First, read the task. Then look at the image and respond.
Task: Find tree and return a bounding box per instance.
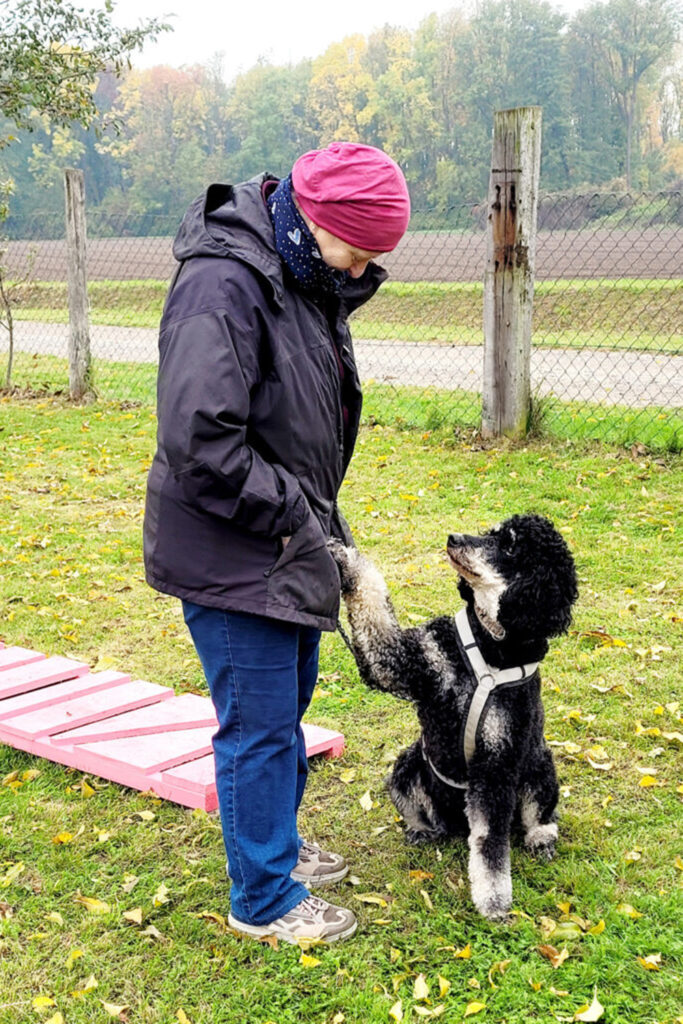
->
[0,0,169,144]
[569,0,682,187]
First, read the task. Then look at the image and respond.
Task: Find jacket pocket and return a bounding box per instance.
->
[265,510,340,623]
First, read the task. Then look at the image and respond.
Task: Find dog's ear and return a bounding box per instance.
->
[499,519,578,640]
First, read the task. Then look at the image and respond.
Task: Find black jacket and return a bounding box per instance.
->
[143,174,386,630]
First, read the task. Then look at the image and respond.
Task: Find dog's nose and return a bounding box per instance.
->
[448,533,464,546]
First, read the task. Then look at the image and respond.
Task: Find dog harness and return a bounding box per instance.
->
[421,608,539,790]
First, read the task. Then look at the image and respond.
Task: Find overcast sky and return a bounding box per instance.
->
[112,0,592,82]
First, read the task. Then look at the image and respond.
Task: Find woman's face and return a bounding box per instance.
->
[308,224,385,279]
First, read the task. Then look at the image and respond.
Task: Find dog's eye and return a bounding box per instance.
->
[501,530,516,553]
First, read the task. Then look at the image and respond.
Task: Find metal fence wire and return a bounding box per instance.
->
[2,191,682,448]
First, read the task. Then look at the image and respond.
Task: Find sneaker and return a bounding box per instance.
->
[228,894,357,944]
[291,840,349,886]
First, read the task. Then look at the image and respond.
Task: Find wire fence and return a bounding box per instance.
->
[2,191,682,449]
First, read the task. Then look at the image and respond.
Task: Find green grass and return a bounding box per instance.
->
[0,396,682,1024]
[4,351,682,452]
[8,277,683,352]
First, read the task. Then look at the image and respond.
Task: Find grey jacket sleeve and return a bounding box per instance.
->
[156,306,309,538]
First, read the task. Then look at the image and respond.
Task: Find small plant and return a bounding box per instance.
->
[0,237,37,389]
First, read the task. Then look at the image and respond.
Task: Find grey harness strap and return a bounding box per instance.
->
[421,610,538,790]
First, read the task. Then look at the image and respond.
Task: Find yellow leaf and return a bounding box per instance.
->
[46,912,64,926]
[537,945,570,969]
[299,952,321,968]
[438,975,451,998]
[1,862,24,887]
[574,989,604,1021]
[132,810,155,821]
[52,832,74,845]
[464,1001,486,1017]
[549,987,569,997]
[32,995,56,1010]
[662,731,683,745]
[420,889,434,911]
[22,769,41,782]
[616,903,643,919]
[70,974,98,999]
[468,977,481,989]
[454,943,472,959]
[389,998,403,1022]
[413,974,429,1000]
[639,775,658,788]
[152,883,170,906]
[588,919,606,935]
[409,870,434,884]
[585,758,613,771]
[101,1002,130,1017]
[123,907,143,925]
[556,901,572,915]
[414,1008,445,1018]
[338,769,356,783]
[390,947,401,963]
[65,948,84,970]
[359,790,373,811]
[675,856,683,871]
[529,980,542,992]
[45,1015,64,1024]
[487,960,511,989]
[623,849,642,862]
[177,1011,193,1024]
[74,895,110,914]
[354,893,388,907]
[637,953,661,971]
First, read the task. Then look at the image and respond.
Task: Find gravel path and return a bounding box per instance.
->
[8,321,682,409]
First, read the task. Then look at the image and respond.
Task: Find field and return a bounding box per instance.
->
[0,395,682,1024]
[7,278,683,353]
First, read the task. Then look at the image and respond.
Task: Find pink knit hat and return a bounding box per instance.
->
[292,142,411,252]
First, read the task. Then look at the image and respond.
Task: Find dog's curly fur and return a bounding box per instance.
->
[330,513,578,921]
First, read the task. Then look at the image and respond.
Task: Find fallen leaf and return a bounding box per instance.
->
[152,883,170,907]
[299,952,321,968]
[46,912,63,926]
[45,1015,64,1024]
[585,757,614,771]
[639,775,659,788]
[74,895,110,914]
[637,953,661,971]
[177,1011,193,1024]
[529,979,542,992]
[574,989,604,1021]
[454,944,472,959]
[438,975,451,998]
[65,949,84,970]
[468,977,481,990]
[70,974,98,999]
[389,999,403,1022]
[101,1001,130,1017]
[616,903,643,919]
[662,731,683,745]
[414,1008,445,1018]
[131,810,155,822]
[463,1001,486,1017]
[359,791,373,812]
[549,987,570,997]
[338,769,356,783]
[588,920,605,935]
[487,959,511,988]
[537,944,570,969]
[413,974,429,1000]
[420,889,434,911]
[409,870,434,884]
[623,849,642,863]
[123,908,143,925]
[354,893,388,907]
[141,924,163,940]
[32,995,56,1010]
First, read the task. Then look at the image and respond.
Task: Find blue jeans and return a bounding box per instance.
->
[182,601,321,925]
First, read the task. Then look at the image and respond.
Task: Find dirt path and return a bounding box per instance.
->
[8,321,682,409]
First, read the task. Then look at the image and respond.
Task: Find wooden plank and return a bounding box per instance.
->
[0,656,89,700]
[0,670,130,722]
[51,692,216,745]
[0,647,46,671]
[68,725,216,775]
[0,679,173,740]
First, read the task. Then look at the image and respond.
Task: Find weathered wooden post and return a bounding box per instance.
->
[481,107,542,438]
[64,168,93,400]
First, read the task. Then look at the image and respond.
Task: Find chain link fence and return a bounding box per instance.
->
[2,191,682,449]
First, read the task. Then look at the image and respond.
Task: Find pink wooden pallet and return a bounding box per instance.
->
[0,641,345,811]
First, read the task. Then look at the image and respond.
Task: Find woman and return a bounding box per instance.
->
[143,141,410,943]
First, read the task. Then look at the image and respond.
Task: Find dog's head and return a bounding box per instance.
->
[447,513,578,643]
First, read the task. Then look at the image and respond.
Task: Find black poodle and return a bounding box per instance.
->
[330,514,578,921]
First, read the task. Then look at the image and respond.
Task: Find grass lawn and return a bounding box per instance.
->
[0,396,682,1024]
[9,278,683,353]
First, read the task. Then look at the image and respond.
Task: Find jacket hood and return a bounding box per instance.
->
[172,174,387,311]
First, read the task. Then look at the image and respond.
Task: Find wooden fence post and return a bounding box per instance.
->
[64,168,93,400]
[481,107,542,438]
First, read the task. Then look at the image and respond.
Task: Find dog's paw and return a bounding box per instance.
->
[470,869,512,922]
[524,823,558,862]
[327,539,362,594]
[473,892,512,922]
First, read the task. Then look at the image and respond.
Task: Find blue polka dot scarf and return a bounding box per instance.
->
[267,175,347,296]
